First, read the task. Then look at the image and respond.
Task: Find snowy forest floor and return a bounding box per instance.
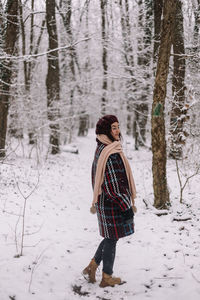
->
[1,130,200,300]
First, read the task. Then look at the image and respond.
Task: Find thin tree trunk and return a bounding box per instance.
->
[63,0,79,143]
[0,0,19,157]
[169,0,186,159]
[78,0,90,137]
[100,0,108,115]
[19,1,28,87]
[135,0,153,149]
[8,39,23,139]
[153,0,163,63]
[193,0,200,46]
[19,0,36,144]
[46,0,60,154]
[119,0,135,135]
[58,0,82,143]
[151,0,176,209]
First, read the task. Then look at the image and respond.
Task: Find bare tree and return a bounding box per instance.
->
[151,0,176,209]
[153,0,163,63]
[0,0,19,157]
[100,0,108,115]
[135,0,153,149]
[78,0,90,137]
[19,0,46,144]
[193,0,200,46]
[46,0,60,154]
[169,0,187,159]
[58,0,83,143]
[119,0,135,135]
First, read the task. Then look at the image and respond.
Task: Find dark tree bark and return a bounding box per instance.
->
[19,0,34,143]
[0,0,19,157]
[58,0,80,76]
[58,0,83,142]
[119,0,135,135]
[153,0,163,63]
[100,0,108,115]
[78,0,90,137]
[46,0,60,154]
[135,0,153,150]
[193,0,200,46]
[151,0,176,209]
[18,0,45,144]
[61,0,76,143]
[169,0,186,159]
[8,40,23,139]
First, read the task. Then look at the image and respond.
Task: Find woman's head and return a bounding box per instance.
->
[95,115,120,141]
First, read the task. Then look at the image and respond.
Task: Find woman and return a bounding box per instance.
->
[83,115,137,288]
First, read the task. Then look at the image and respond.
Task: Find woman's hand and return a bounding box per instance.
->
[90,205,97,214]
[132,205,137,213]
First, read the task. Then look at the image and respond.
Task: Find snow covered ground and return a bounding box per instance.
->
[0,130,200,300]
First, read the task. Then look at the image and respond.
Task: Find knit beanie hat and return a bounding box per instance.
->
[95,115,119,135]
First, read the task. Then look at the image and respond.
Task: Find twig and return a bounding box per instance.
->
[14,211,21,254]
[0,37,91,61]
[24,222,44,236]
[154,211,168,216]
[143,199,149,208]
[24,241,41,248]
[176,160,200,203]
[192,273,200,284]
[154,276,183,280]
[172,217,191,222]
[14,170,40,256]
[28,245,52,293]
[2,210,22,217]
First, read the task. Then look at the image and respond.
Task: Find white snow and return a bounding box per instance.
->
[1,130,200,300]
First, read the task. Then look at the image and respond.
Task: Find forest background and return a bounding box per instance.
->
[1,1,200,299]
[0,1,200,224]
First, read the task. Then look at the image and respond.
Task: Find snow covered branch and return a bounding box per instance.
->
[0,37,91,61]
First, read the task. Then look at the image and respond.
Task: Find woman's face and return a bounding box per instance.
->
[111,122,120,141]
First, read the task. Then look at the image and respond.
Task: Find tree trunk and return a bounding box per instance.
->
[8,39,23,139]
[100,0,108,115]
[153,0,163,63]
[151,0,176,209]
[19,0,36,144]
[169,0,186,159]
[193,0,200,46]
[58,0,82,143]
[119,0,135,135]
[78,0,90,137]
[0,0,19,157]
[135,0,153,148]
[46,0,60,154]
[78,114,89,136]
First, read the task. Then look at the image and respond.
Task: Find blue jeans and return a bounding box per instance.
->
[94,238,118,275]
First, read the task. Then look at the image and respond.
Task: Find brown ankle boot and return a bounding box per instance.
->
[82,258,98,283]
[99,272,121,288]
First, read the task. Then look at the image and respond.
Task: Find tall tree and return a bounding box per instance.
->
[46,0,60,154]
[0,0,19,157]
[151,0,176,209]
[193,0,200,46]
[19,0,35,144]
[100,0,108,115]
[78,0,90,137]
[119,0,135,135]
[153,0,163,63]
[58,0,83,143]
[169,0,186,159]
[135,0,153,149]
